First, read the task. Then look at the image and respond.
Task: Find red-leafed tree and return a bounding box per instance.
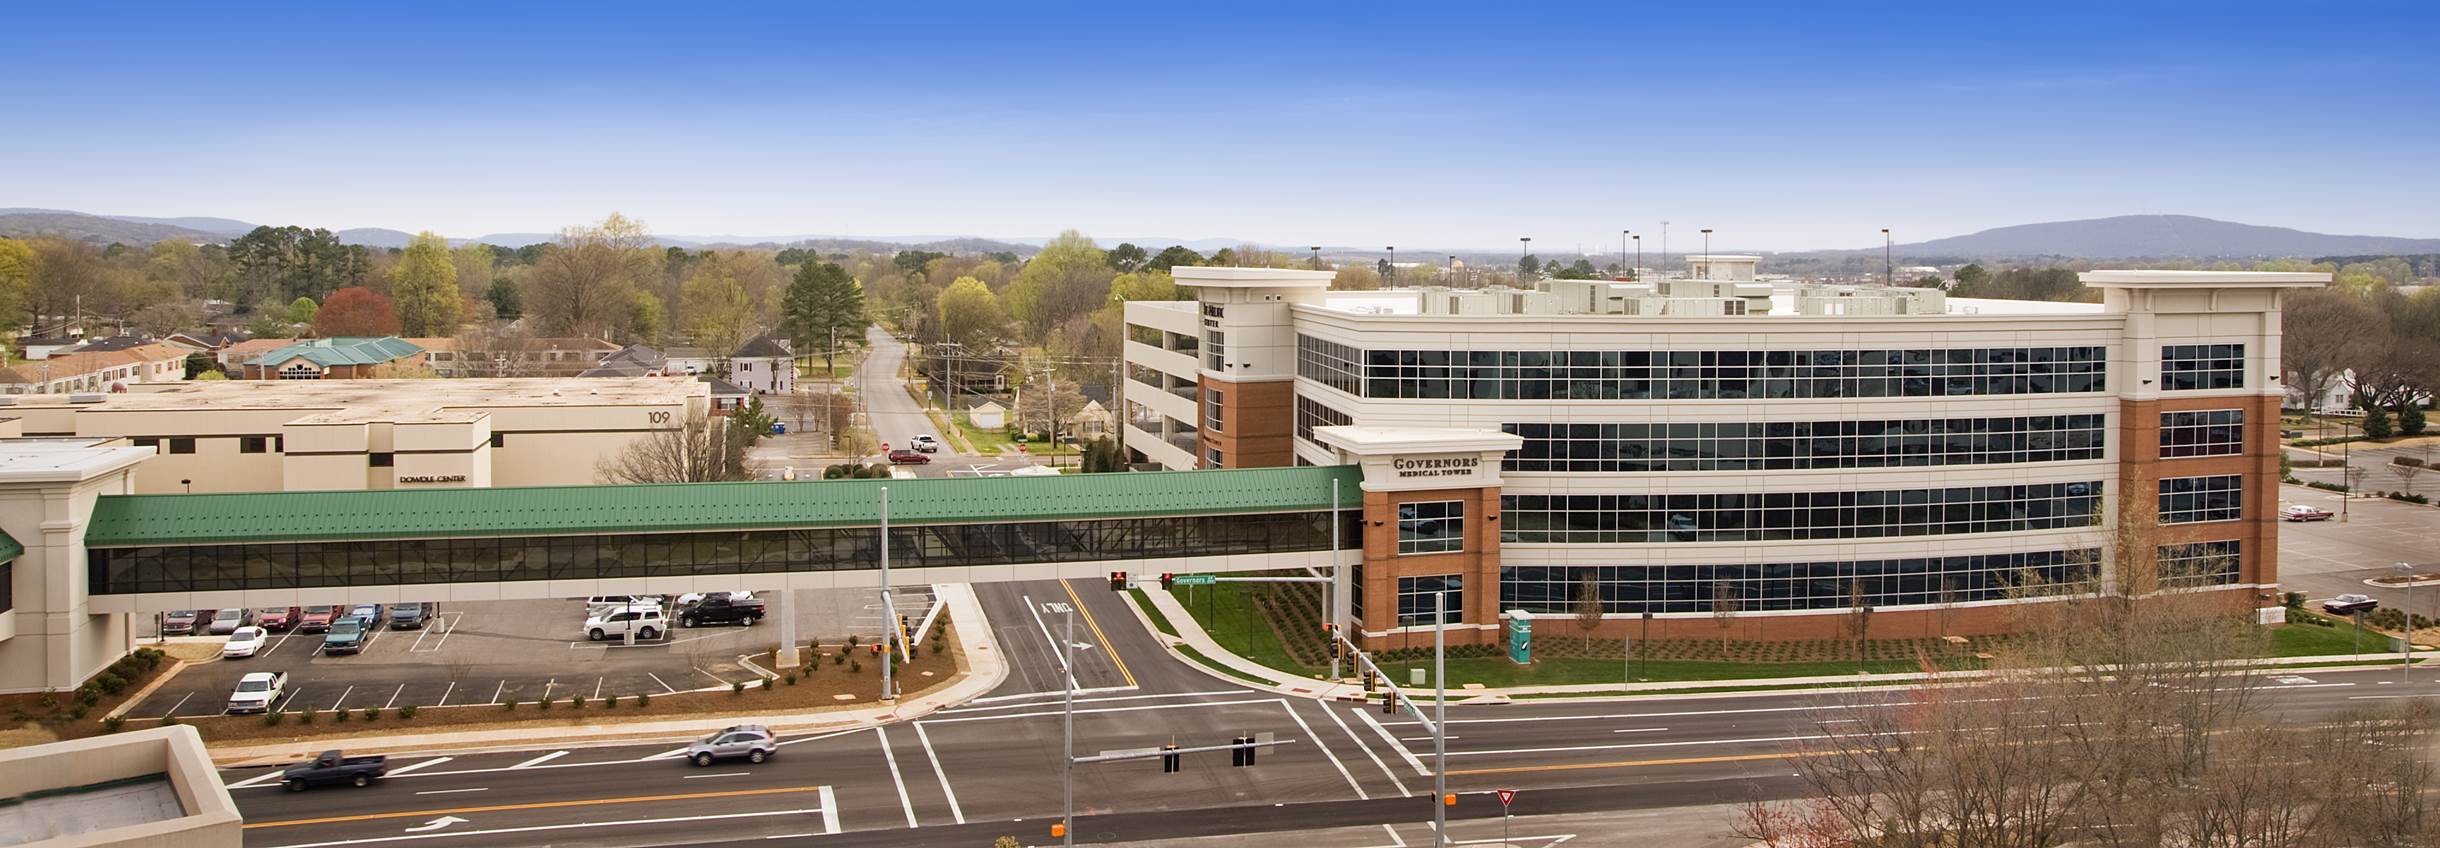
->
[315,286,399,337]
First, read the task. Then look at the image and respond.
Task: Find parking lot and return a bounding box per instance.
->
[132,586,935,719]
[2276,483,2440,613]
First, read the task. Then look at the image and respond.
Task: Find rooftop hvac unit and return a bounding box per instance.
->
[68,393,106,404]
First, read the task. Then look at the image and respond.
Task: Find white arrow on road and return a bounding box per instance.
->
[404,816,469,833]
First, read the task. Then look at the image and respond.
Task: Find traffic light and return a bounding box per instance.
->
[1161,743,1180,774]
[1109,571,1127,592]
[1382,692,1396,715]
[1363,668,1376,692]
[1051,822,1067,839]
[1159,572,1174,590]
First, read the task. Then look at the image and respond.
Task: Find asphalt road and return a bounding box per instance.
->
[217,575,2440,848]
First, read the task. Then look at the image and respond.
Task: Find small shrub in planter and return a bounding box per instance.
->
[569,696,586,710]
[833,653,846,666]
[731,680,746,696]
[96,673,127,695]
[297,709,315,725]
[636,692,651,708]
[784,674,798,686]
[161,713,180,726]
[503,699,519,712]
[398,704,418,719]
[603,695,619,709]
[362,707,380,722]
[850,660,862,673]
[909,646,921,660]
[102,715,125,733]
[264,711,285,727]
[847,635,861,650]
[66,705,88,721]
[537,698,552,711]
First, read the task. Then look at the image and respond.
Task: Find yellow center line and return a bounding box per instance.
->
[1059,578,1138,689]
[1447,750,1824,777]
[242,784,826,829]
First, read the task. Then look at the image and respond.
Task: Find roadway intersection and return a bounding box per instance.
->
[218,578,2440,847]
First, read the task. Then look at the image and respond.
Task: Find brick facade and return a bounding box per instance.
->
[1199,377,1294,469]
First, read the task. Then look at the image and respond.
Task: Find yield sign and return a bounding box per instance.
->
[1496,788,1518,808]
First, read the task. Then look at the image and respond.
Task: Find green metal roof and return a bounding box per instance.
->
[254,336,423,368]
[0,528,19,562]
[84,466,1362,547]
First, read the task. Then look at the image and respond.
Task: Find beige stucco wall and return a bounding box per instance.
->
[0,462,138,695]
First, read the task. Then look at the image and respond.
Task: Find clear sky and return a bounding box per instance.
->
[6,1,2435,252]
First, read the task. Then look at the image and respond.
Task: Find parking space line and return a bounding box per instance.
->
[875,726,918,828]
[683,772,752,779]
[163,692,193,717]
[543,678,556,700]
[648,672,679,695]
[274,688,304,713]
[384,684,405,709]
[1277,699,1366,800]
[415,787,488,796]
[384,757,453,777]
[328,685,353,711]
[913,721,965,824]
[489,681,505,705]
[509,751,568,769]
[436,681,455,707]
[265,631,292,656]
[593,678,604,700]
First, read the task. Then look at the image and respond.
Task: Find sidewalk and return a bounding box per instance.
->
[1129,586,2438,705]
[209,583,1008,766]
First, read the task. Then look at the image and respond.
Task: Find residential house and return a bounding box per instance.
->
[0,342,192,395]
[165,330,251,360]
[17,335,83,361]
[700,375,749,412]
[1069,385,1115,440]
[418,337,621,377]
[239,337,427,380]
[216,337,296,372]
[661,346,716,376]
[967,400,1007,430]
[577,344,668,378]
[729,334,795,394]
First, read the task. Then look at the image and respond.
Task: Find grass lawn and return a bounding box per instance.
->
[950,417,1079,457]
[2268,618,2401,658]
[796,361,855,380]
[1174,582,1312,677]
[1173,644,1276,685]
[1127,588,1179,638]
[1363,653,1974,689]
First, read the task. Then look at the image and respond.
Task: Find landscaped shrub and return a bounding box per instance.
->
[569,695,586,710]
[297,709,315,725]
[2389,492,2431,505]
[361,707,380,722]
[784,674,797,686]
[731,680,746,696]
[850,660,862,673]
[603,695,619,709]
[264,711,285,727]
[833,652,846,666]
[537,697,551,711]
[398,704,418,719]
[636,692,650,707]
[2404,405,2428,436]
[162,713,180,726]
[94,673,127,695]
[102,715,125,733]
[502,699,518,712]
[2285,591,2308,610]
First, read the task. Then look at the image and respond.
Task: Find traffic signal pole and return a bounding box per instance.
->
[1063,607,1075,847]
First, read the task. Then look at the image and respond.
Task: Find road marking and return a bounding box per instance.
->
[1402,736,1460,742]
[1608,727,1671,734]
[273,688,304,713]
[819,784,841,834]
[329,685,354,711]
[434,681,455,708]
[384,757,453,777]
[223,769,289,789]
[1277,699,1366,800]
[775,727,868,748]
[643,745,692,761]
[683,771,752,779]
[958,685,1147,706]
[542,678,556,700]
[428,614,461,652]
[1447,731,1845,758]
[1447,750,1808,777]
[251,805,835,846]
[1320,697,1411,796]
[508,750,568,769]
[413,788,487,796]
[1059,578,1137,689]
[1381,823,1407,846]
[401,815,467,833]
[1020,593,1067,684]
[593,677,604,700]
[164,692,193,717]
[876,726,919,828]
[245,784,833,830]
[1354,704,1431,776]
[914,721,966,824]
[647,672,679,695]
[384,684,405,709]
[921,697,1278,725]
[488,681,504,705]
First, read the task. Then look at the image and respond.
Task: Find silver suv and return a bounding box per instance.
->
[685,724,777,766]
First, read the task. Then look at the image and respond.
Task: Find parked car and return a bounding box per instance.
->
[297,606,339,634]
[677,590,753,607]
[586,595,663,611]
[2325,594,2381,615]
[680,594,767,628]
[322,618,369,655]
[910,434,940,453]
[205,608,250,636]
[255,606,302,632]
[347,603,383,630]
[685,724,777,766]
[584,606,666,641]
[281,750,386,791]
[886,448,929,464]
[161,609,214,636]
[2281,429,2305,439]
[387,602,435,630]
[226,670,286,714]
[222,626,269,659]
[2281,504,2335,522]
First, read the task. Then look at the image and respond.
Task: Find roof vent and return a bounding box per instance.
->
[67,393,106,404]
[0,397,16,406]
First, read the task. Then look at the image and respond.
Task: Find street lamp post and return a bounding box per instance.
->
[1386,246,1396,284]
[1699,228,1713,273]
[880,486,895,702]
[1619,230,1630,277]
[1519,237,1532,278]
[1310,246,1322,270]
[2400,561,2417,683]
[1632,235,1641,279]
[1882,228,1893,286]
[1433,590,1448,848]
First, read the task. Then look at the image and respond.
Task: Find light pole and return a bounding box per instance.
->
[1619,230,1629,277]
[1433,589,1448,848]
[1329,478,1343,682]
[1699,228,1713,274]
[2342,418,2364,522]
[880,486,895,702]
[1386,246,1396,285]
[1632,234,1641,279]
[1061,606,1075,845]
[1881,228,1893,286]
[1310,246,1322,270]
[2399,561,2416,683]
[1519,237,1532,279]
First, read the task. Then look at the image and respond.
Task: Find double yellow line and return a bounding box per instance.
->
[1059,578,1138,689]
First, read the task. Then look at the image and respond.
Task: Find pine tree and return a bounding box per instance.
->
[782,262,868,372]
[2365,407,2395,439]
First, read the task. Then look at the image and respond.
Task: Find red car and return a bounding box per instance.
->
[886,449,929,465]
[256,606,303,632]
[297,606,341,634]
[2280,504,2334,522]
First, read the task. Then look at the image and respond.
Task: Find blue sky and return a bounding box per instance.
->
[6,1,2436,251]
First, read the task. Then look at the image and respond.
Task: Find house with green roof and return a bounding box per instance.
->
[238,336,426,380]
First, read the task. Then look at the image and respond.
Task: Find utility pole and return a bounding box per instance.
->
[1433,590,1448,848]
[1328,478,1342,681]
[1882,228,1893,286]
[2402,561,2417,683]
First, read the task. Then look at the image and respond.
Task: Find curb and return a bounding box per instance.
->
[103,657,196,722]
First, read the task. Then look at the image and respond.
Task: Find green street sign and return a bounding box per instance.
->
[1172,574,1216,586]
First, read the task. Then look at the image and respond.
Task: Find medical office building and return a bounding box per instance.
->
[1123,263,2322,645]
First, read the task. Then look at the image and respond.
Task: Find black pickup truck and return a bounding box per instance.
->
[679,594,766,627]
[282,750,387,791]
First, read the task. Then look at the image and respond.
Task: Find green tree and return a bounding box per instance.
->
[1953,263,1988,290]
[2401,405,2428,437]
[731,396,777,438]
[487,278,523,320]
[627,289,665,345]
[780,261,868,372]
[2366,406,2395,439]
[288,296,320,327]
[935,276,1010,350]
[1105,270,1179,304]
[0,238,33,335]
[680,269,754,362]
[1106,243,1148,273]
[1517,254,1541,278]
[530,213,661,340]
[389,232,462,336]
[1081,436,1123,473]
[1147,245,1203,272]
[1331,265,1381,291]
[1004,230,1110,339]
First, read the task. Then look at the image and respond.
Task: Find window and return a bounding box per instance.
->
[277,362,322,380]
[1299,336,2107,401]
[1206,389,1224,433]
[131,437,158,449]
[1397,575,1463,626]
[167,438,195,455]
[2161,344,2244,391]
[370,453,394,468]
[2160,475,2242,523]
[2159,409,2243,457]
[1206,331,1227,371]
[2157,540,2241,588]
[1206,448,1224,469]
[1398,500,1464,554]
[1295,396,1352,444]
[1501,414,2107,472]
[1501,482,2103,543]
[1500,549,2102,614]
[491,432,507,448]
[239,437,268,454]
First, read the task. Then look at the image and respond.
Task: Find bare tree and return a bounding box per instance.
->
[1711,578,1741,654]
[1571,573,1603,653]
[2392,459,2423,498]
[2281,288,2385,410]
[1843,579,1873,670]
[596,409,756,483]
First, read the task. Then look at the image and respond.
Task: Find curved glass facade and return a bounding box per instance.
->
[1500,549,2101,614]
[87,511,1359,595]
[1299,336,2107,400]
[1501,482,2102,544]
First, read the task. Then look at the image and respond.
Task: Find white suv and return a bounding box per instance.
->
[585,607,667,641]
[910,434,940,453]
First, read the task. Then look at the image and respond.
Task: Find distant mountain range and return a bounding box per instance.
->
[3,207,2435,261]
